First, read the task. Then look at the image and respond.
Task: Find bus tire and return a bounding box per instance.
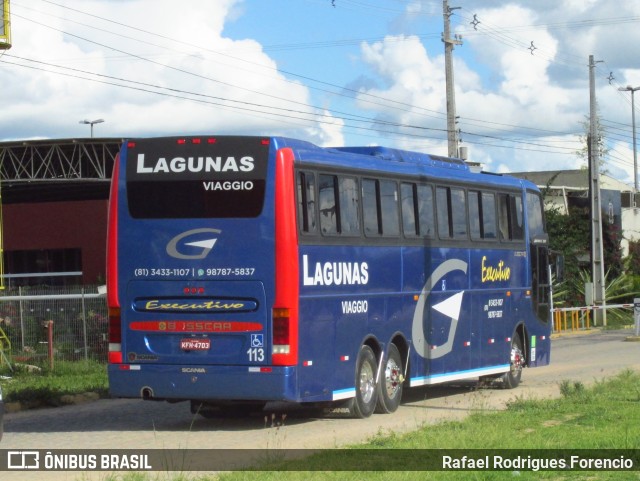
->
[375,343,403,414]
[352,345,378,418]
[502,333,524,389]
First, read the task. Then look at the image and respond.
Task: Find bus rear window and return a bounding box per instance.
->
[125,137,269,219]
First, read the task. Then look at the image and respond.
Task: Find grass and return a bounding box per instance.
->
[208,369,640,481]
[0,359,108,406]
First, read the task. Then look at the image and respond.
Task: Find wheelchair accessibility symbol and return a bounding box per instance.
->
[251,334,264,348]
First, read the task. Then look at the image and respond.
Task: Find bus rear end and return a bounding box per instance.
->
[107,136,299,406]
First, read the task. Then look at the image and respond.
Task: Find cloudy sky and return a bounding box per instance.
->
[1,0,640,182]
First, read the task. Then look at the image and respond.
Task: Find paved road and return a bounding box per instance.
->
[2,329,639,480]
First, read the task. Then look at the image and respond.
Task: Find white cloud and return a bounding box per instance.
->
[0,0,326,143]
[2,0,640,182]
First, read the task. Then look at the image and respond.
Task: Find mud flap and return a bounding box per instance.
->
[321,398,358,418]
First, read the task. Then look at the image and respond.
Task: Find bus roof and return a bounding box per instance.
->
[271,136,535,192]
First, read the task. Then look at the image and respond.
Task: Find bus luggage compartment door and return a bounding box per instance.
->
[123,280,268,366]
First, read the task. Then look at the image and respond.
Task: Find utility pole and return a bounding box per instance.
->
[589,54,607,326]
[443,0,462,158]
[618,85,640,192]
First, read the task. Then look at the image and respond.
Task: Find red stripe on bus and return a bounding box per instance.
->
[106,154,120,309]
[272,147,299,366]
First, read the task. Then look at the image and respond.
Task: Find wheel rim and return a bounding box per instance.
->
[510,343,524,377]
[359,360,375,404]
[384,358,402,400]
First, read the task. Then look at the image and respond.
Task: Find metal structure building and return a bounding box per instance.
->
[0,138,121,286]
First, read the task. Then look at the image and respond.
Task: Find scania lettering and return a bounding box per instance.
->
[108,136,553,419]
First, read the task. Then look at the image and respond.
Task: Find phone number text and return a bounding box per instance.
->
[204,268,255,276]
[134,268,193,277]
[133,268,256,277]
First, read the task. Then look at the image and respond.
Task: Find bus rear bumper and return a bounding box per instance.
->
[108,363,298,402]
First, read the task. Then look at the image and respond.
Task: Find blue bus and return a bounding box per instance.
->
[107,136,551,418]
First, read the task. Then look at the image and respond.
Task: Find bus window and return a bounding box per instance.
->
[338,176,360,236]
[512,196,524,240]
[126,137,268,219]
[417,184,435,238]
[380,180,400,236]
[482,192,497,239]
[526,191,546,238]
[498,194,509,240]
[362,178,379,236]
[297,171,317,234]
[451,188,467,239]
[436,186,451,238]
[401,182,418,237]
[469,191,481,240]
[498,193,524,241]
[319,174,338,235]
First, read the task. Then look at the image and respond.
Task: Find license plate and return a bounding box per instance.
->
[180,338,211,351]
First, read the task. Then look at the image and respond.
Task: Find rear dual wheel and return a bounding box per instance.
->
[375,344,403,414]
[351,343,404,418]
[502,333,524,389]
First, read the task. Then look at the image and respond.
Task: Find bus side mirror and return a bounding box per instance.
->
[553,254,564,282]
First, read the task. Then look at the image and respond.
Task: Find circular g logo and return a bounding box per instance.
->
[166,228,221,259]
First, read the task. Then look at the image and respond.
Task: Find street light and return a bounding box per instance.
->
[79,118,104,138]
[618,86,640,192]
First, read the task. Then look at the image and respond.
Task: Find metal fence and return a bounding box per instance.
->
[0,285,107,364]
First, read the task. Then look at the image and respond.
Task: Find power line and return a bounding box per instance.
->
[6,0,622,162]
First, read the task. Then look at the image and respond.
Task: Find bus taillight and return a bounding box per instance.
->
[272,308,290,354]
[108,306,122,364]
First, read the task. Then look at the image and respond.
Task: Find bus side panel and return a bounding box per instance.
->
[296,296,337,401]
[297,245,402,402]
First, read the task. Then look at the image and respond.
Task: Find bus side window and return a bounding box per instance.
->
[511,195,524,240]
[380,180,400,236]
[498,193,524,241]
[526,191,546,237]
[417,184,435,238]
[469,190,481,240]
[436,186,452,239]
[451,188,468,239]
[498,194,510,240]
[401,182,418,237]
[297,172,317,234]
[338,176,360,236]
[482,192,497,239]
[319,174,338,235]
[362,178,379,236]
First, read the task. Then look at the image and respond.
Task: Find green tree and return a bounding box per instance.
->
[546,205,590,306]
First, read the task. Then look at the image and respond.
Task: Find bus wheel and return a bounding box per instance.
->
[375,344,403,414]
[352,345,378,418]
[502,333,524,389]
